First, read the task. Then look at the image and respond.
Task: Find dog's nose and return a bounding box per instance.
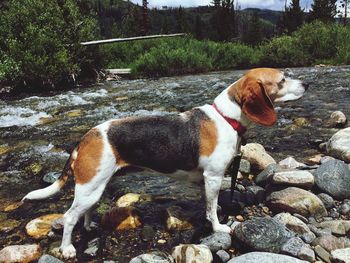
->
[302,82,310,90]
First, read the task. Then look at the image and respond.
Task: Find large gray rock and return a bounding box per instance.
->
[266,187,327,218]
[272,170,314,189]
[255,163,281,185]
[227,252,308,263]
[281,237,305,257]
[326,128,350,163]
[314,159,350,199]
[330,248,350,263]
[318,220,350,236]
[172,244,212,263]
[38,254,64,263]
[200,232,232,252]
[274,213,315,243]
[312,235,346,252]
[234,217,292,253]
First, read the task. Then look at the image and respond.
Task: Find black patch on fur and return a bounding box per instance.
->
[107,109,208,173]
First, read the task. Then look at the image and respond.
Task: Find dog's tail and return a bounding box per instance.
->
[21,148,76,202]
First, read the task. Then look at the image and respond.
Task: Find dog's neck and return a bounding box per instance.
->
[213,82,252,128]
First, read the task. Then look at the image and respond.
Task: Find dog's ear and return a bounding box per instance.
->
[241,78,277,126]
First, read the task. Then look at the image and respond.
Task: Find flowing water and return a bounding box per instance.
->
[0,66,349,261]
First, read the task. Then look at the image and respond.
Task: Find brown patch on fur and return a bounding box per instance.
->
[199,119,218,157]
[73,128,104,184]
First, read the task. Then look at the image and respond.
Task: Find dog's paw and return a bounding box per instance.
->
[60,244,76,259]
[213,223,232,233]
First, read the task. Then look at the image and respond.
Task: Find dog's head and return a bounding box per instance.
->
[232,68,308,126]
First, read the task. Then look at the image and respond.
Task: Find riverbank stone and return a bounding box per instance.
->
[330,248,350,263]
[312,235,345,252]
[0,244,42,263]
[101,206,141,230]
[274,212,315,243]
[130,251,174,263]
[317,220,350,236]
[279,157,306,169]
[172,244,212,263]
[266,187,327,218]
[38,254,63,263]
[234,217,292,253]
[318,193,335,209]
[314,159,350,199]
[227,252,308,263]
[329,111,347,128]
[165,205,193,231]
[326,128,350,163]
[271,170,314,189]
[200,232,232,252]
[241,143,276,171]
[26,214,63,239]
[255,163,281,185]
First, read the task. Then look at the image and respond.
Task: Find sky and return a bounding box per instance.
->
[129,0,313,11]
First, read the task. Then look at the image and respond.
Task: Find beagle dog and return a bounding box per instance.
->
[22,68,308,259]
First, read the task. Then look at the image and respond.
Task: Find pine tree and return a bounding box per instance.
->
[141,0,148,34]
[194,15,203,39]
[281,0,304,34]
[309,0,337,22]
[210,0,235,41]
[242,12,262,46]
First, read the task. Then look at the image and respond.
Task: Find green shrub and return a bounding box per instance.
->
[259,35,309,67]
[0,0,98,88]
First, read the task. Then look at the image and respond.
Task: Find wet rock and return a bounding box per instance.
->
[172,244,212,263]
[314,159,350,199]
[130,251,174,263]
[141,225,155,242]
[281,236,305,257]
[39,116,56,125]
[84,238,100,257]
[200,232,232,252]
[25,162,43,176]
[267,187,327,218]
[66,109,83,118]
[239,159,251,174]
[318,220,350,236]
[308,224,332,237]
[314,245,331,263]
[38,254,64,263]
[0,244,42,263]
[318,193,335,209]
[293,117,309,127]
[227,252,308,263]
[298,244,315,262]
[246,185,266,204]
[329,111,347,128]
[26,214,63,239]
[312,235,345,252]
[115,193,149,208]
[241,143,276,171]
[101,206,141,231]
[42,172,60,184]
[340,204,350,215]
[326,128,350,163]
[271,170,314,189]
[165,205,193,231]
[279,157,306,169]
[0,219,21,233]
[216,250,230,262]
[306,154,323,165]
[330,248,350,263]
[4,201,22,212]
[255,163,281,185]
[274,213,315,243]
[234,217,292,253]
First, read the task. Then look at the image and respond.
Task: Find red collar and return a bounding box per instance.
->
[212,103,246,136]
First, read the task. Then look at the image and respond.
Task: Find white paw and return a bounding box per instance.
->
[60,244,76,259]
[84,221,98,231]
[213,223,232,234]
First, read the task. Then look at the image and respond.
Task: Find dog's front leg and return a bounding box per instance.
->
[203,170,232,233]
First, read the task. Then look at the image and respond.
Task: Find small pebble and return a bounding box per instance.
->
[157,239,166,244]
[236,215,244,222]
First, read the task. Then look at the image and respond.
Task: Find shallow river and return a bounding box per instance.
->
[0,66,349,261]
